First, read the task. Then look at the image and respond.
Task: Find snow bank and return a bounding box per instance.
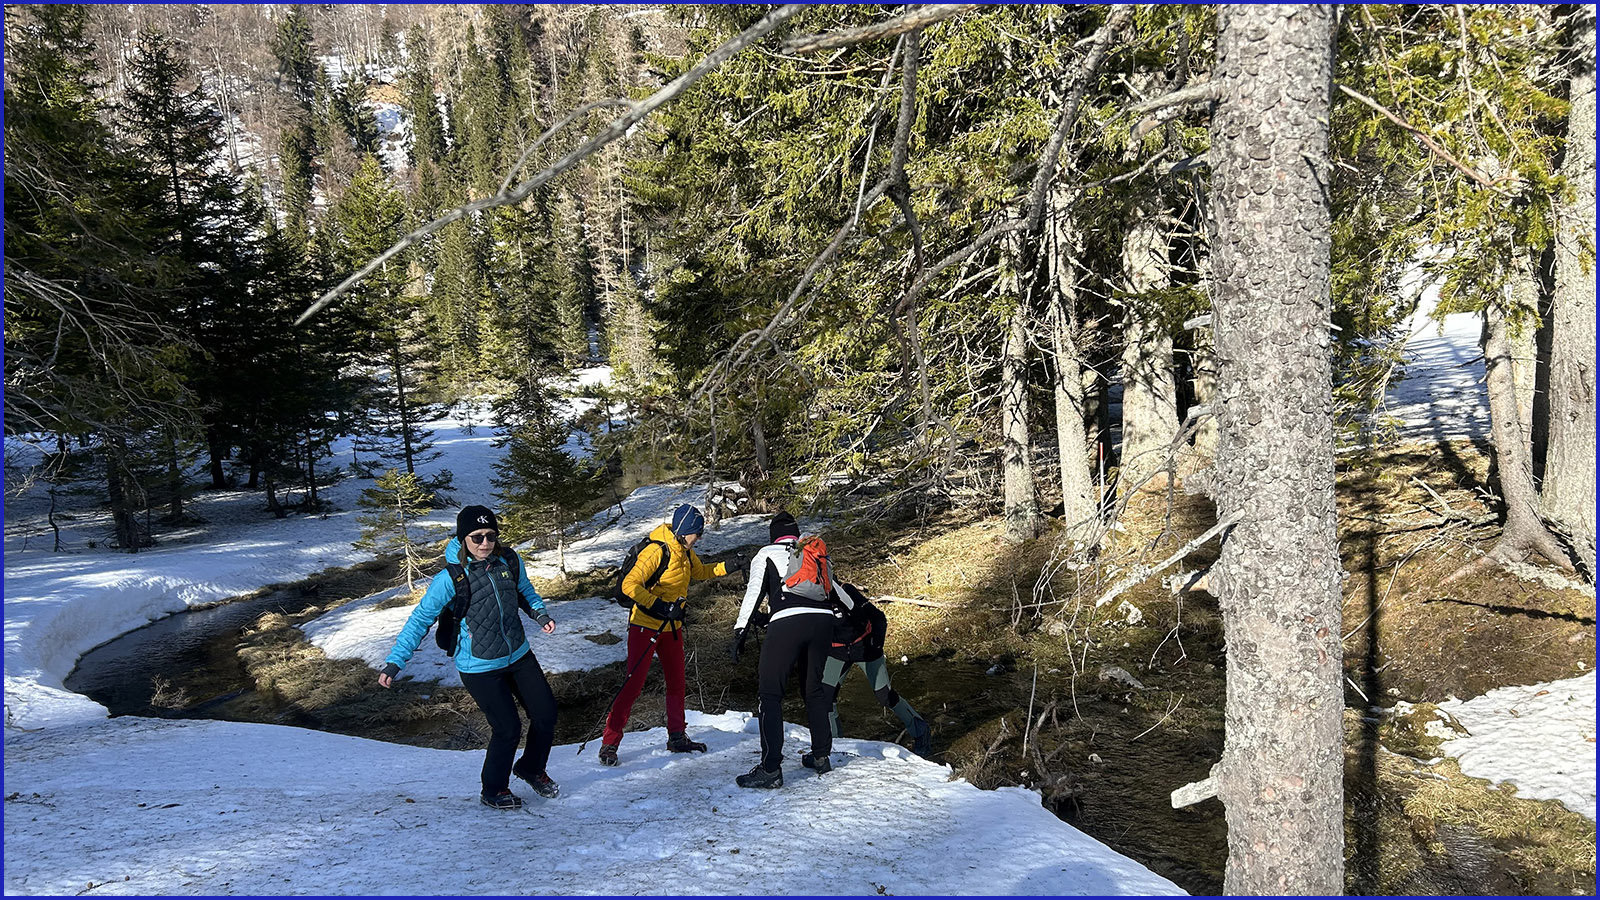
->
[1383,278,1490,443]
[2,712,1185,896]
[2,396,592,730]
[516,482,790,581]
[1435,671,1596,820]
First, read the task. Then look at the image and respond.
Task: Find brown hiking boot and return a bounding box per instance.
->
[666,731,707,753]
[598,743,619,767]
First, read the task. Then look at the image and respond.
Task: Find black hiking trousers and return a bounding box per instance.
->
[756,612,835,772]
[461,651,557,795]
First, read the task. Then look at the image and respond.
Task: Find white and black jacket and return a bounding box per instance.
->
[733,537,853,631]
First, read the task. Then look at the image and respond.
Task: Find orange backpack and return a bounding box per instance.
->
[782,536,832,597]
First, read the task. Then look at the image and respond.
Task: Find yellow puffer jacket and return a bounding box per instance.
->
[623,523,730,632]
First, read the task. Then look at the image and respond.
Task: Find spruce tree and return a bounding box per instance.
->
[4,4,193,550]
[332,155,447,488]
[355,468,448,592]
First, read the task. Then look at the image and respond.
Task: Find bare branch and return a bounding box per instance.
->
[780,4,980,55]
[692,180,893,406]
[1126,78,1219,117]
[1335,83,1504,192]
[892,5,1132,318]
[298,3,807,325]
[887,30,925,270]
[1092,511,1243,609]
[499,97,632,195]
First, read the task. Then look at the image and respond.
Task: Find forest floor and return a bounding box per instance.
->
[219,439,1594,895]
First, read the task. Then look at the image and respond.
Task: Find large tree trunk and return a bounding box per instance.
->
[1118,210,1180,496]
[105,434,143,552]
[1208,6,1344,893]
[1460,302,1575,576]
[164,428,183,520]
[1048,189,1097,535]
[205,423,228,489]
[1543,8,1597,576]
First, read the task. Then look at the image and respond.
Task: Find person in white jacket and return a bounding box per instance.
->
[731,512,851,789]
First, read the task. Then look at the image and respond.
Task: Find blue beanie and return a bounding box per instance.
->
[670,504,705,538]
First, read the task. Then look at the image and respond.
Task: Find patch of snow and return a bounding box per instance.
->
[1382,272,1490,444]
[1438,671,1596,820]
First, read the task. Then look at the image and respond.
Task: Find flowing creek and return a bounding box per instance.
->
[65,585,327,719]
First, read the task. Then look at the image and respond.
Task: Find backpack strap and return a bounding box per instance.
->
[643,540,671,589]
[444,562,469,614]
[498,547,535,616]
[632,540,681,620]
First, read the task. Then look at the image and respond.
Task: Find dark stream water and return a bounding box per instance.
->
[64,586,325,717]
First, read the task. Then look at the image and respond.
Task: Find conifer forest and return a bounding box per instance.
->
[4,4,1596,894]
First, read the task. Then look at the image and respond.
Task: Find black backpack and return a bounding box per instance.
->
[434,547,533,655]
[608,537,672,610]
[830,582,888,663]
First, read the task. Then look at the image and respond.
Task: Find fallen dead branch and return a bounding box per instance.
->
[1093,511,1243,609]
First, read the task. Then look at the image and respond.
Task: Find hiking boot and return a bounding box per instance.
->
[667,731,707,753]
[515,764,560,799]
[735,764,783,789]
[480,790,523,810]
[597,744,619,767]
[911,717,932,757]
[528,773,560,799]
[801,752,832,775]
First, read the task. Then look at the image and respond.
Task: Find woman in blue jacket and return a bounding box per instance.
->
[378,505,559,810]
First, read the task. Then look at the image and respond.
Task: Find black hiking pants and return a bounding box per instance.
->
[756,612,834,772]
[460,651,557,795]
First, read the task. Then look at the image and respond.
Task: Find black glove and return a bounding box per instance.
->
[731,627,748,662]
[723,555,748,577]
[380,662,400,680]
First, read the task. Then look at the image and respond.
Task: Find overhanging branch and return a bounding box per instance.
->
[780,4,979,55]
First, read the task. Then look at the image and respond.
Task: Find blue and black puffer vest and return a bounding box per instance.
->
[453,546,530,662]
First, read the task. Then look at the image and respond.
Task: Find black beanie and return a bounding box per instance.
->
[769,511,799,543]
[457,505,498,540]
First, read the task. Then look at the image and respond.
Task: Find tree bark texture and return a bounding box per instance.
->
[1544,8,1597,575]
[1505,257,1540,462]
[1208,6,1344,894]
[1047,189,1097,535]
[1002,300,1041,543]
[1118,211,1180,495]
[1480,304,1573,570]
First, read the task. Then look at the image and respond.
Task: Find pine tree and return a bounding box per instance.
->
[402,25,447,167]
[491,388,604,579]
[332,155,447,484]
[4,4,193,550]
[355,468,448,591]
[269,4,319,108]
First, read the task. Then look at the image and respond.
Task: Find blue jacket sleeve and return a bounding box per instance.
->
[384,572,456,671]
[511,550,552,625]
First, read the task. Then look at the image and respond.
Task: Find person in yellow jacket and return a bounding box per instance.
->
[598,503,742,766]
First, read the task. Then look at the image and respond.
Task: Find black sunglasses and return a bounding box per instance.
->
[467,532,498,545]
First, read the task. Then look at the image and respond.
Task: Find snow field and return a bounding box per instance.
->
[3,712,1184,896]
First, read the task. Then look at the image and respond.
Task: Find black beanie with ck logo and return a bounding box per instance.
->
[457,505,498,541]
